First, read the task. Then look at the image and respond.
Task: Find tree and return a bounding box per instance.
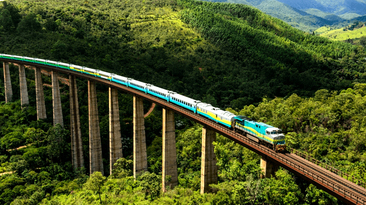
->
[112,157,133,178]
[135,171,161,200]
[0,9,13,31]
[16,13,41,33]
[46,124,69,163]
[84,172,106,204]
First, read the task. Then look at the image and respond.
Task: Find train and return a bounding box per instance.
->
[0,53,286,152]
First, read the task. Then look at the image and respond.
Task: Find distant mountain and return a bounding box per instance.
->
[276,0,366,15]
[203,0,366,31]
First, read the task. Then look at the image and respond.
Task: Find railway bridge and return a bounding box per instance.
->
[1,56,366,204]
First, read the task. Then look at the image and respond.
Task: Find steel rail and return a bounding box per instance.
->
[286,153,366,203]
[291,148,366,189]
[288,153,366,197]
[2,58,366,204]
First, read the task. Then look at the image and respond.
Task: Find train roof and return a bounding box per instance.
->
[129,78,146,87]
[214,109,236,119]
[98,70,110,76]
[47,60,59,64]
[58,62,69,67]
[266,127,280,132]
[83,67,96,72]
[71,64,82,69]
[147,84,170,94]
[197,103,214,109]
[113,74,128,81]
[256,122,273,128]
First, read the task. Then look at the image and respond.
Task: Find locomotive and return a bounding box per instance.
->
[0,53,286,152]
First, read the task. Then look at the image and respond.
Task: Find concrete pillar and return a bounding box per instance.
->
[201,127,217,194]
[52,71,63,127]
[70,75,84,170]
[109,87,123,175]
[260,156,279,178]
[3,62,13,103]
[133,96,147,178]
[18,64,29,107]
[88,80,104,175]
[35,67,46,120]
[162,108,178,192]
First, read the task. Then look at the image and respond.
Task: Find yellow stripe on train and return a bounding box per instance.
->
[69,67,83,72]
[197,108,231,125]
[236,123,280,143]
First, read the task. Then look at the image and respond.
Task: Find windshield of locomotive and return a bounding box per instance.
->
[271,129,283,135]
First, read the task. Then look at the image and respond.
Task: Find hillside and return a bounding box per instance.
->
[277,0,366,16]
[319,26,366,41]
[203,0,366,31]
[1,0,366,109]
[1,0,366,204]
[203,0,341,31]
[315,21,366,47]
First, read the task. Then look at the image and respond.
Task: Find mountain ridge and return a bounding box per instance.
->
[203,0,366,31]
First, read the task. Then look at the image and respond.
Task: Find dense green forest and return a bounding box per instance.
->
[1,0,366,108]
[0,0,366,204]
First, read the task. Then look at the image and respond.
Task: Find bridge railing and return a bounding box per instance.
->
[291,148,366,189]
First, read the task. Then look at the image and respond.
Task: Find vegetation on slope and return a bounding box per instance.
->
[4,86,364,204]
[202,0,343,31]
[202,0,366,32]
[1,0,366,109]
[0,102,339,205]
[315,21,366,47]
[233,84,366,186]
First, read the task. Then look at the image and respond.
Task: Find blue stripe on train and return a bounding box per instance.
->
[111,79,127,86]
[128,84,145,92]
[170,100,196,112]
[148,92,168,101]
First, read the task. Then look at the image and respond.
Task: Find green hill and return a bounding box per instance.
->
[202,0,341,31]
[203,0,366,32]
[315,21,366,38]
[314,21,366,47]
[1,0,366,109]
[319,26,366,40]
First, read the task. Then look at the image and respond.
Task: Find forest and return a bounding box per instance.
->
[0,0,365,204]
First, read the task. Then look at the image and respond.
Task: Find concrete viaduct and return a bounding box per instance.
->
[1,58,366,204]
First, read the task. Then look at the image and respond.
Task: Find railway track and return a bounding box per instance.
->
[289,153,366,195]
[285,153,366,204]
